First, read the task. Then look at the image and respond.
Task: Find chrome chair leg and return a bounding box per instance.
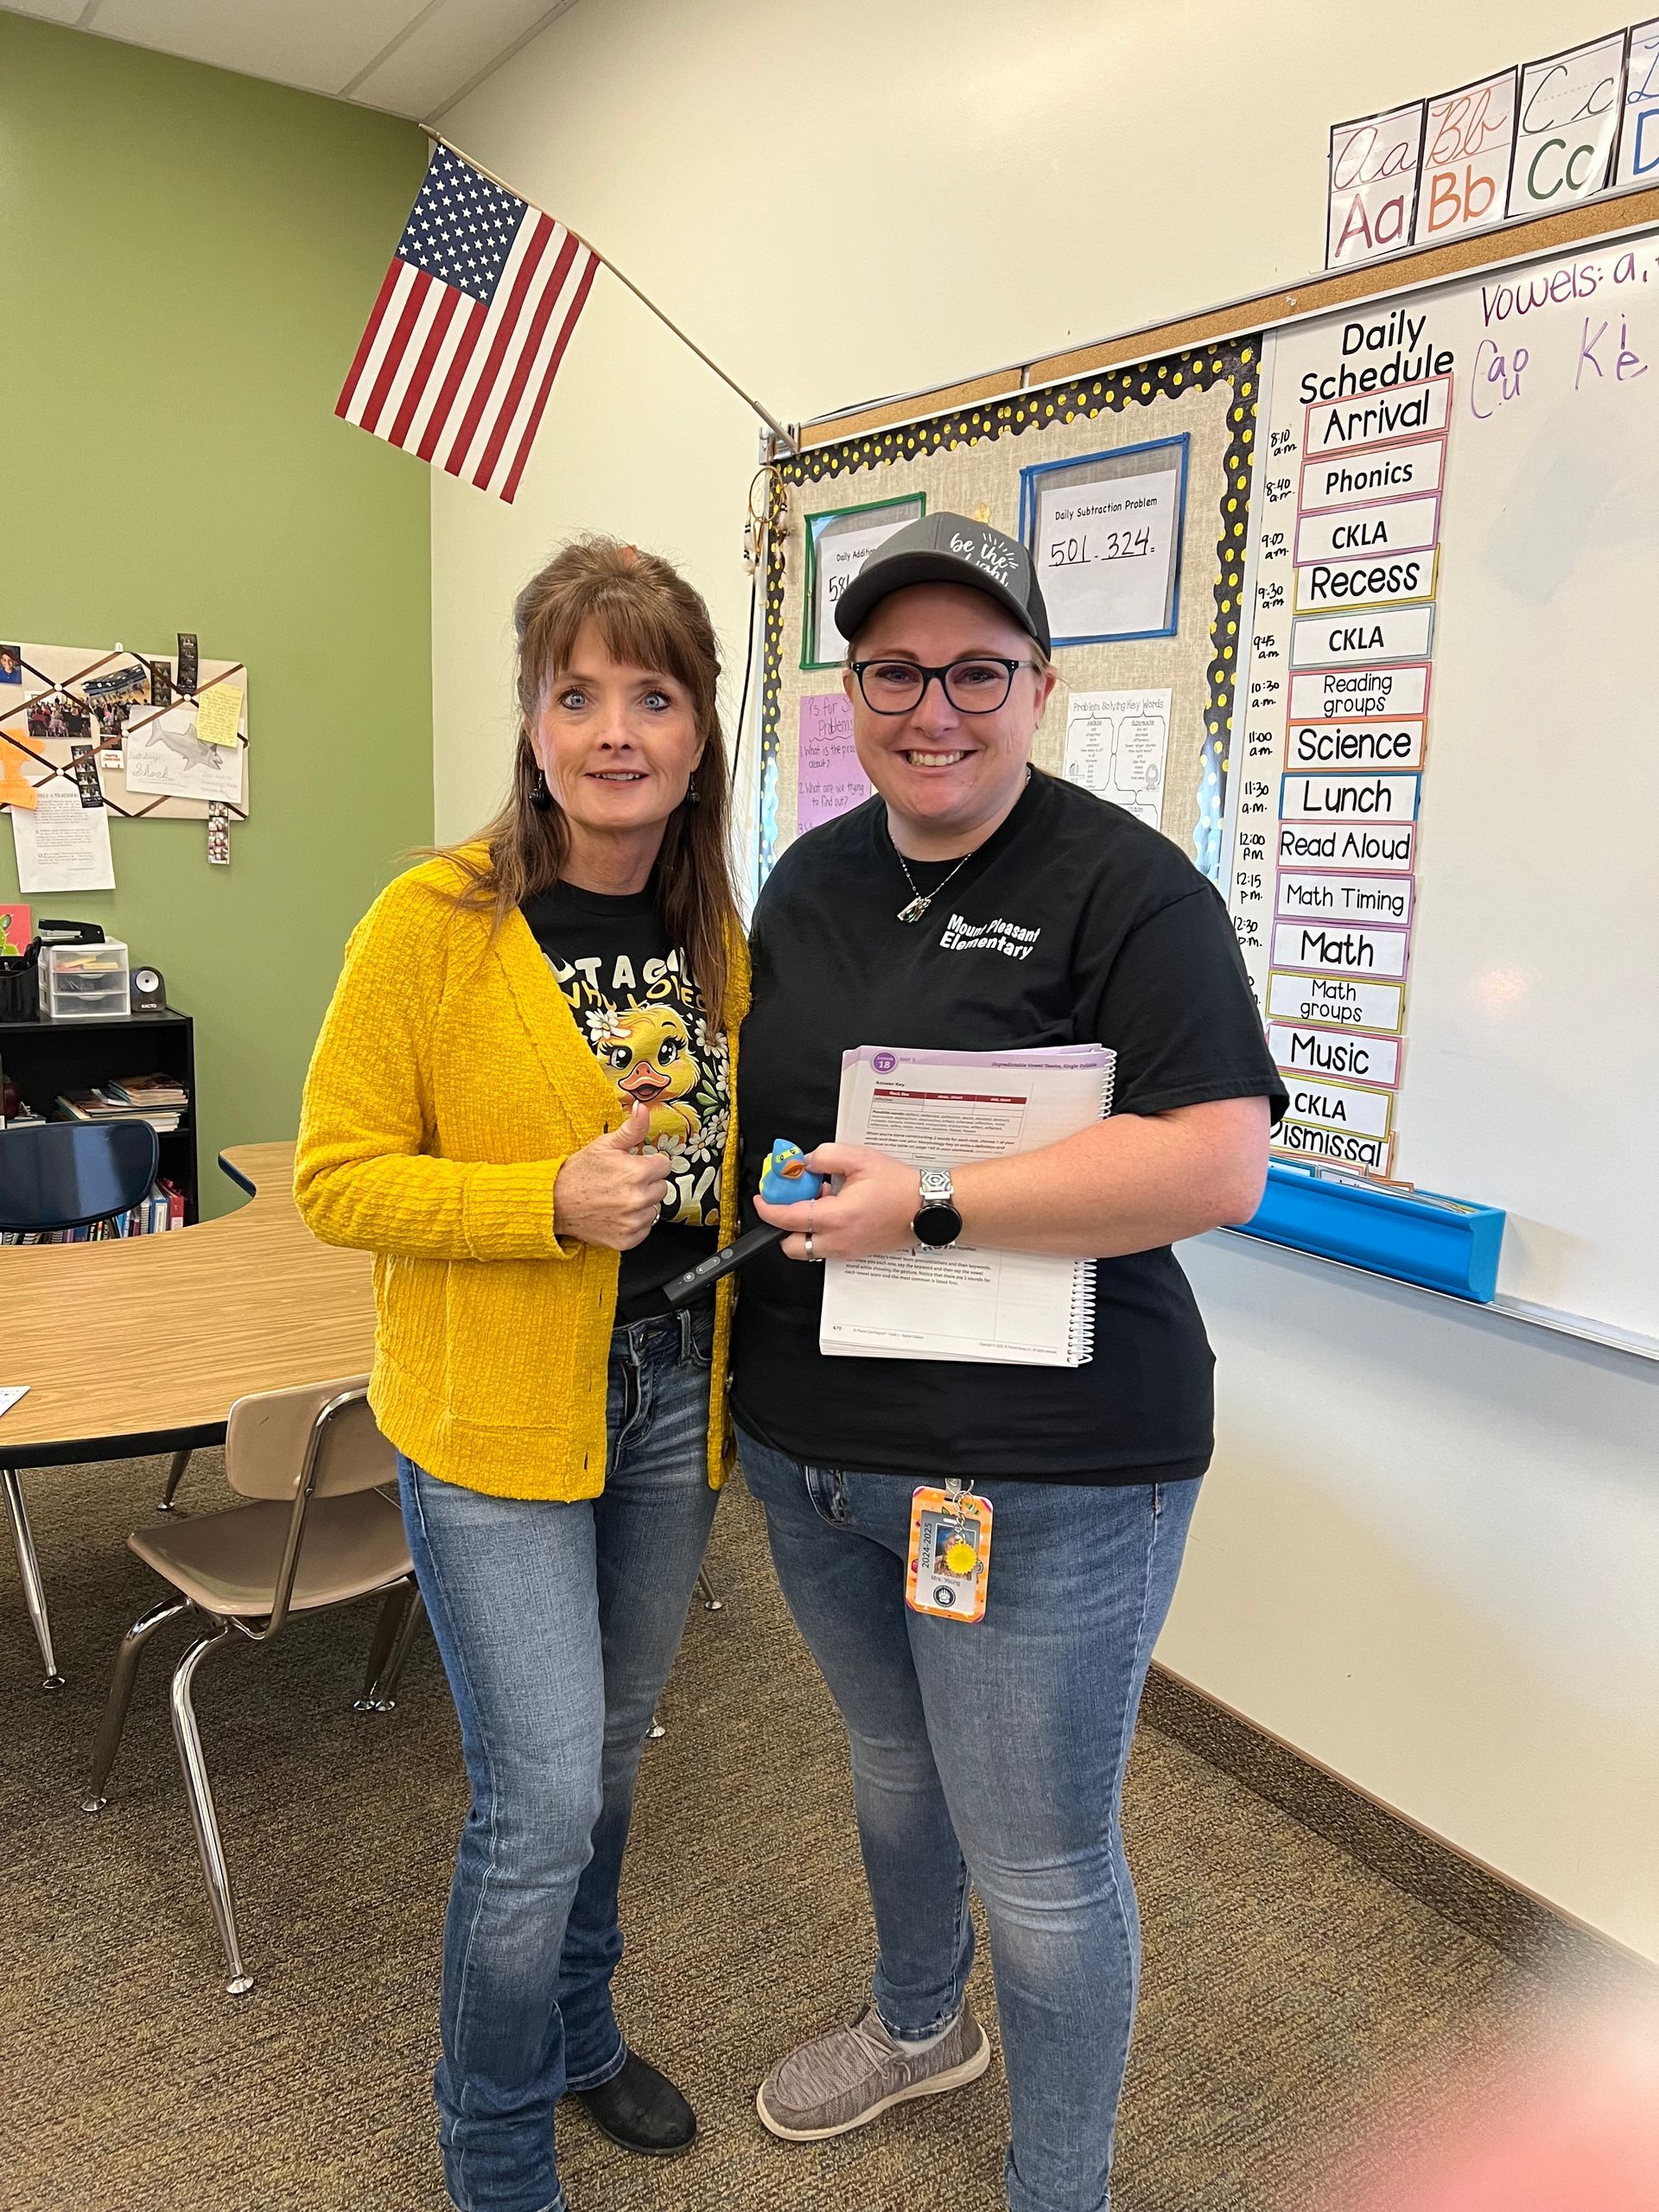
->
[80,1593,193,1812]
[378,1582,425,1705]
[2,1465,63,1690]
[696,1564,723,1613]
[156,1449,194,1515]
[354,1580,423,1713]
[168,1624,254,1997]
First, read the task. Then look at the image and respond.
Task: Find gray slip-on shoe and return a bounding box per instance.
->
[756,1998,991,2142]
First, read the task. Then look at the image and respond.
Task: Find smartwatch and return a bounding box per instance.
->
[912,1167,963,1249]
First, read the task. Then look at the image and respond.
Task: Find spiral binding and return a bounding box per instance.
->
[1069,1050,1118,1366]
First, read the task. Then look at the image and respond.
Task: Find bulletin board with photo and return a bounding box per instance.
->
[755,336,1262,885]
[0,641,248,824]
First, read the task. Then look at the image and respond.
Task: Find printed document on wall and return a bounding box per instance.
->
[11,780,115,893]
[1063,690,1172,828]
[1025,438,1186,644]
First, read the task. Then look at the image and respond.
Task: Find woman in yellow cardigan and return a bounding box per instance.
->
[296,539,747,2212]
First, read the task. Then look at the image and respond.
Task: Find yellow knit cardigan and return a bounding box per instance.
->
[294,852,748,1499]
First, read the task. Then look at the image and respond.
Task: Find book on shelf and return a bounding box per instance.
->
[57,1090,182,1133]
[107,1074,189,1108]
[0,1178,185,1243]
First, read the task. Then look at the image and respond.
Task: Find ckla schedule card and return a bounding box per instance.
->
[819,1044,1116,1367]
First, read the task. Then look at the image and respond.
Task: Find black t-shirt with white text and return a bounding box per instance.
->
[730,772,1286,1484]
[522,879,727,1319]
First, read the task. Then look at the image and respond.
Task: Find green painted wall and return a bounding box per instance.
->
[0,16,431,1214]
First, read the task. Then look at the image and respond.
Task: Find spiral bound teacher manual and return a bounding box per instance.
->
[819,1042,1116,1367]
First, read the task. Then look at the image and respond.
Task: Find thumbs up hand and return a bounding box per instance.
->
[553,1102,674,1249]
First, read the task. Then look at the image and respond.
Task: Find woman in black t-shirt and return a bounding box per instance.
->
[736,514,1283,2212]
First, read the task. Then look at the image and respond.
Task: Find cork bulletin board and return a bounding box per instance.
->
[756,336,1262,882]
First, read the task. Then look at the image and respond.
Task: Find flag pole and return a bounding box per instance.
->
[420,127,796,451]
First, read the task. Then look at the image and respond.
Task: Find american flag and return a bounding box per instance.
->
[337,144,599,505]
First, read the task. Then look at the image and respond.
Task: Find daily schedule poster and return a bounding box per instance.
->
[1229,302,1456,1179]
[1228,228,1659,1192]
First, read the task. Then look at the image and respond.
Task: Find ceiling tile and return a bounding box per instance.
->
[349,0,575,119]
[57,1,433,100]
[3,3,92,27]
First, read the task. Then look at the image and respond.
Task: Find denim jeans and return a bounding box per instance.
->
[738,1429,1198,2212]
[398,1305,720,2212]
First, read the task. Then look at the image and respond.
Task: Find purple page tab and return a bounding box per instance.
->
[798,693,871,830]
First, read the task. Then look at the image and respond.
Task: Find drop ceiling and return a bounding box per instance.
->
[1,0,582,121]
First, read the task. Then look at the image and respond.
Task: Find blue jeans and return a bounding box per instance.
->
[738,1430,1198,2212]
[399,1306,720,2212]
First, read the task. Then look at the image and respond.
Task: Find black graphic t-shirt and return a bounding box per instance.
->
[522,878,728,1319]
[733,771,1287,1484]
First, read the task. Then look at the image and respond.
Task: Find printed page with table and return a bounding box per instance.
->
[820,1043,1115,1366]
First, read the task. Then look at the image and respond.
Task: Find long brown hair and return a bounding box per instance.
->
[442,536,740,1029]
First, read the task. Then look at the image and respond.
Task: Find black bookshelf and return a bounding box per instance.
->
[0,1009,198,1224]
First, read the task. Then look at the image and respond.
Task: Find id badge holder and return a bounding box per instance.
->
[906,1480,993,1624]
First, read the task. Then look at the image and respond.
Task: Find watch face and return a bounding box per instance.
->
[913,1204,963,1249]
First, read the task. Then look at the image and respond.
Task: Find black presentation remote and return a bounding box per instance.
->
[661,1224,787,1308]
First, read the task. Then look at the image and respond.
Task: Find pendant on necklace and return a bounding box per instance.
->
[897,895,932,925]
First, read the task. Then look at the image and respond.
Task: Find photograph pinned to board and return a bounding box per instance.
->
[1019,436,1188,647]
[0,641,248,822]
[67,747,105,808]
[802,493,925,670]
[11,780,115,893]
[1063,689,1173,830]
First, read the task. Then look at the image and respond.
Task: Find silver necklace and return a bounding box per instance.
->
[890,767,1030,925]
[893,847,973,925]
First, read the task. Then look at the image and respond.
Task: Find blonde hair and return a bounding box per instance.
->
[442,536,739,1028]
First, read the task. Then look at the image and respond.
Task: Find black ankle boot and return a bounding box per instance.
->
[572,2050,697,2155]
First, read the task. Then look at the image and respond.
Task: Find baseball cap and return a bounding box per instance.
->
[833,512,1052,656]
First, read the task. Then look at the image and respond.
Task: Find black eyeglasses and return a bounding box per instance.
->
[849,656,1040,715]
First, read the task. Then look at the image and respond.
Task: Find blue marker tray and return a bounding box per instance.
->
[1233,1160,1506,1302]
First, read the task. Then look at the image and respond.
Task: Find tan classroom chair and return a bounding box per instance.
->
[80,1376,423,1995]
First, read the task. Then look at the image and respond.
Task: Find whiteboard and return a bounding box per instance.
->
[1227,225,1659,1338]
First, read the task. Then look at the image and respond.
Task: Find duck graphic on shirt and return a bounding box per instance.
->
[594,1003,702,1152]
[543,943,728,1230]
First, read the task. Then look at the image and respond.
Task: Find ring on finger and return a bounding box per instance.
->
[804,1230,815,1261]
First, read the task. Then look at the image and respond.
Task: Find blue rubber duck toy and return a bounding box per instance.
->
[759,1139,823,1206]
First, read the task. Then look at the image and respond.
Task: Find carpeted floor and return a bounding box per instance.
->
[1,1451,1562,2212]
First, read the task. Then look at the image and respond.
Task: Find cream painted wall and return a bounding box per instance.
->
[434,0,1659,1957]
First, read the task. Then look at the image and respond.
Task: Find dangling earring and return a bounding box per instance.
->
[685,772,701,808]
[530,768,553,812]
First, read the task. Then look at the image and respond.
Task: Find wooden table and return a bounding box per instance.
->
[1,1141,375,1684]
